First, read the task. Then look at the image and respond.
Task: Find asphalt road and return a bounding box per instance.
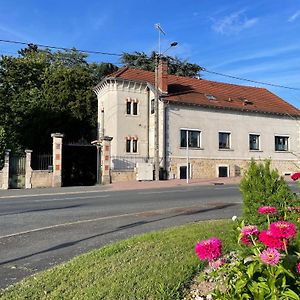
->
[0,183,252,289]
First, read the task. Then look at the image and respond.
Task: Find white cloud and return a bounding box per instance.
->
[288,10,300,22]
[212,10,258,35]
[210,44,300,69]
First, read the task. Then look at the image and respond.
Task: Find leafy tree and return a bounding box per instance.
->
[0,46,118,153]
[240,159,298,225]
[121,51,202,77]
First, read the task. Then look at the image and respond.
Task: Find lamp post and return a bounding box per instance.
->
[153,41,178,181]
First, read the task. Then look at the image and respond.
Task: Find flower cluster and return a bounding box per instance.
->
[195,237,222,262]
[195,205,299,298]
[258,206,277,215]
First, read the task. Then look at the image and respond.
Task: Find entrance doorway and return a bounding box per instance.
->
[180,166,187,179]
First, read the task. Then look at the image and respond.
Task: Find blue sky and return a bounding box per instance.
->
[1,0,300,107]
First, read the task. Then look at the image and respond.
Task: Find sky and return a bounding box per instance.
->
[1,0,300,108]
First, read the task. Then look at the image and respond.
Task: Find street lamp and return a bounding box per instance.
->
[154,38,178,181]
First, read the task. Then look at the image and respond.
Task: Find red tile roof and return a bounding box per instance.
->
[107,67,300,117]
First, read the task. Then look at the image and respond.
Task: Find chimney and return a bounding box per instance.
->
[158,58,168,94]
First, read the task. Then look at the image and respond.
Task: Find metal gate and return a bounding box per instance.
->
[62,144,98,187]
[9,155,26,189]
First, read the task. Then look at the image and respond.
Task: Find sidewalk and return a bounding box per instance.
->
[106,176,241,191]
[0,177,241,198]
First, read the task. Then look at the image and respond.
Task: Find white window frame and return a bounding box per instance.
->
[218,131,231,150]
[125,137,138,154]
[275,135,289,152]
[125,98,139,116]
[249,133,261,151]
[180,128,202,149]
[217,164,229,177]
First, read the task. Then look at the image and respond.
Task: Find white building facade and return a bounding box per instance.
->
[94,64,300,181]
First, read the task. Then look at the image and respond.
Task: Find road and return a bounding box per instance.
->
[0,183,250,289]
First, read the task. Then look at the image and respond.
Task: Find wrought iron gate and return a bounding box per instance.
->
[9,155,26,188]
[62,144,98,186]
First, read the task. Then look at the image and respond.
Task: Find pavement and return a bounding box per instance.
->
[0,176,241,197]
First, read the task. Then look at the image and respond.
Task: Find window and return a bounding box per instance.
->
[151,99,155,114]
[180,129,201,148]
[249,134,260,150]
[126,102,131,115]
[275,136,289,151]
[133,102,138,115]
[125,137,138,153]
[219,132,230,149]
[132,140,138,153]
[126,98,138,115]
[126,139,131,152]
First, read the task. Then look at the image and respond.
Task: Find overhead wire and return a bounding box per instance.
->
[0,37,299,92]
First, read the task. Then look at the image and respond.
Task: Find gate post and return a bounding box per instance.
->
[1,149,10,189]
[101,136,113,184]
[51,133,64,187]
[25,150,33,189]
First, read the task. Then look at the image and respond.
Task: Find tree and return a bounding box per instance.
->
[240,159,298,225]
[0,46,118,153]
[121,51,203,77]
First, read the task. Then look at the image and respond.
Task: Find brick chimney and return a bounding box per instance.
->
[158,58,168,94]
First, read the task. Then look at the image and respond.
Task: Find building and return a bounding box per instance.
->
[94,60,300,181]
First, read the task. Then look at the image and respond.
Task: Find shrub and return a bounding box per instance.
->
[240,159,298,225]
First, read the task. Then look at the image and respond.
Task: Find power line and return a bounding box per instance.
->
[0,37,299,92]
[0,38,122,57]
[202,68,300,91]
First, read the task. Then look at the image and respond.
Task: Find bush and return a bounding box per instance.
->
[240,159,298,225]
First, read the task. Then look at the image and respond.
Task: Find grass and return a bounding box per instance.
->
[0,220,236,300]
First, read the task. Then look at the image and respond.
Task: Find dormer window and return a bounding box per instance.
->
[206,94,216,101]
[239,97,253,105]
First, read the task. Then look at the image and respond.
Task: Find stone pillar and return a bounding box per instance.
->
[25,150,33,189]
[51,133,64,187]
[1,149,11,189]
[101,136,113,184]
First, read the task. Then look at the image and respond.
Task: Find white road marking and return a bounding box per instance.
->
[32,194,110,202]
[0,202,237,240]
[0,189,109,200]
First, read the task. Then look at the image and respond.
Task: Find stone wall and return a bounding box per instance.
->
[111,170,136,182]
[169,158,299,179]
[31,171,52,188]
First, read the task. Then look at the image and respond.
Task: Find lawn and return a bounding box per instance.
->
[0,219,236,300]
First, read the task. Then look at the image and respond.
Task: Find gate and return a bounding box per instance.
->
[9,155,26,188]
[62,144,98,186]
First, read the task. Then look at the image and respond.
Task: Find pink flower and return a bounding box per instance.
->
[269,221,296,239]
[258,206,277,215]
[240,225,259,246]
[195,237,222,262]
[259,230,285,250]
[297,262,300,274]
[241,225,259,236]
[260,248,280,265]
[291,172,300,181]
